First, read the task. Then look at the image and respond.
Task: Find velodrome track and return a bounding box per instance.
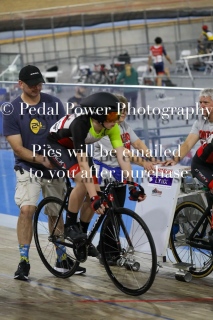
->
[0,0,211,15]
[0,0,212,44]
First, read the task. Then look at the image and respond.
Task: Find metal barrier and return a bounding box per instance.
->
[0,80,203,166]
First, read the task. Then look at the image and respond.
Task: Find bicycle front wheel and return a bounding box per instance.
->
[34,196,79,278]
[169,201,213,278]
[100,207,157,296]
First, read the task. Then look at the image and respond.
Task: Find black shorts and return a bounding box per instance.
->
[191,153,213,189]
[153,62,165,75]
[46,134,95,179]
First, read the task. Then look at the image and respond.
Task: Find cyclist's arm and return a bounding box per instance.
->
[132,138,155,161]
[127,154,155,171]
[76,152,98,198]
[165,55,172,64]
[116,146,145,201]
[6,134,53,169]
[148,55,153,68]
[115,146,133,180]
[127,139,155,170]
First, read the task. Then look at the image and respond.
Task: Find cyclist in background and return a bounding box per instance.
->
[148,37,172,86]
[164,88,213,240]
[198,25,213,54]
[164,88,213,170]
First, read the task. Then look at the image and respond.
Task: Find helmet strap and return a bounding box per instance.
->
[100,121,107,128]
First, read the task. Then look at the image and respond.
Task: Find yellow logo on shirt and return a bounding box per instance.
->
[30,119,43,134]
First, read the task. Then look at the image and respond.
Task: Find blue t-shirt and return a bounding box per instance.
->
[3,92,65,178]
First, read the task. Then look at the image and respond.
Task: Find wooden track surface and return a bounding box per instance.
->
[0,0,211,16]
[1,225,213,320]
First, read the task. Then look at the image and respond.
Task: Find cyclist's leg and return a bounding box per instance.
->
[46,138,88,241]
[79,191,100,257]
[164,67,171,79]
[66,155,100,239]
[80,194,95,224]
[79,158,99,227]
[71,156,100,228]
[191,154,213,191]
[41,178,84,271]
[63,171,88,241]
[154,63,164,86]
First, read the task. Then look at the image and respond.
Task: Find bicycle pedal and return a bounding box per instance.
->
[73,243,88,263]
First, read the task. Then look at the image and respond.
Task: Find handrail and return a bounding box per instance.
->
[0,80,203,91]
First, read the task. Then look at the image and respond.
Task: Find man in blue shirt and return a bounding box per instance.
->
[3,65,86,280]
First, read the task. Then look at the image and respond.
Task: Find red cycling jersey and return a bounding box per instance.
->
[149,45,167,64]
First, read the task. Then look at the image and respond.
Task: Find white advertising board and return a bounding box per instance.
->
[134,165,188,260]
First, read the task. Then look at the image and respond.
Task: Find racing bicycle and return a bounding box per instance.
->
[34,177,157,296]
[169,186,213,278]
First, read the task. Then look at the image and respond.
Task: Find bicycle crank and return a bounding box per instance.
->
[73,241,88,263]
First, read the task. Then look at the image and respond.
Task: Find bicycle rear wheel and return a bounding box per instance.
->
[34,196,79,278]
[169,201,213,278]
[100,207,157,296]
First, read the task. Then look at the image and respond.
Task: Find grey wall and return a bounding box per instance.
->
[0,17,212,67]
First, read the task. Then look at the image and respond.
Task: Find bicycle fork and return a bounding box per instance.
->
[108,210,140,271]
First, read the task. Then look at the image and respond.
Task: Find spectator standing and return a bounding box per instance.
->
[115,60,139,119]
[67,86,86,114]
[3,65,86,281]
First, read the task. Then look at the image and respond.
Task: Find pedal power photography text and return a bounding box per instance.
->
[1,101,207,121]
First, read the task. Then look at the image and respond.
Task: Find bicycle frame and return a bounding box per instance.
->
[49,177,138,252]
[182,195,213,252]
[188,206,211,240]
[87,179,141,250]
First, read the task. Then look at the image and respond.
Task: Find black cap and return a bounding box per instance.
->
[19,65,45,86]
